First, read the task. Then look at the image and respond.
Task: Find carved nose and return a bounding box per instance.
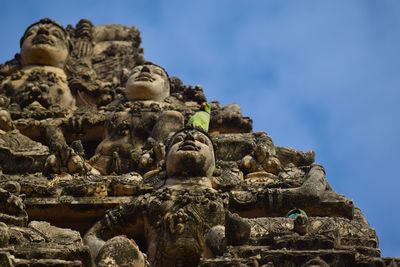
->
[141,66,150,73]
[185,132,195,141]
[37,26,49,35]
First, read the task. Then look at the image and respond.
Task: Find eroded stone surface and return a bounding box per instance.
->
[0,130,49,174]
[0,17,395,266]
[0,183,92,266]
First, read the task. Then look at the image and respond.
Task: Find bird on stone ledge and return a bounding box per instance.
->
[286,208,308,218]
[187,102,211,132]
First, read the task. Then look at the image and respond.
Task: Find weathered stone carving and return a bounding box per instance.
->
[0,129,49,173]
[66,19,145,107]
[84,127,226,266]
[1,18,75,111]
[83,127,356,266]
[43,141,99,177]
[88,62,185,176]
[209,102,252,134]
[165,127,215,181]
[0,181,27,226]
[0,182,92,266]
[0,18,395,266]
[125,63,170,102]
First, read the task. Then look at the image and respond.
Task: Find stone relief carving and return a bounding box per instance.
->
[84,127,226,266]
[0,17,395,266]
[1,18,75,111]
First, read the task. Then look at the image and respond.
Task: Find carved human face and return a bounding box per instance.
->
[166,129,215,178]
[20,23,69,68]
[125,64,170,101]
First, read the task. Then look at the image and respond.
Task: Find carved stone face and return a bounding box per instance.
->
[20,22,69,68]
[166,129,215,178]
[125,64,170,101]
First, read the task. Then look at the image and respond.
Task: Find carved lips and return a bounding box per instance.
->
[134,72,155,82]
[178,140,201,152]
[32,35,55,46]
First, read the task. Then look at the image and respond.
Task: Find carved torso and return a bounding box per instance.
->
[103,185,227,266]
[1,65,75,110]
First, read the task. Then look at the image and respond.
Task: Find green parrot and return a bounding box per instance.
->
[186,102,211,132]
[286,208,307,218]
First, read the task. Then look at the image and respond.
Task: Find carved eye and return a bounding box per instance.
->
[25,27,38,37]
[52,30,62,39]
[132,67,141,74]
[153,68,163,76]
[195,134,207,144]
[172,134,184,145]
[25,31,34,37]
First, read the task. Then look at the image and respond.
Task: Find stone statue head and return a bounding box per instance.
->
[125,62,170,101]
[20,18,71,68]
[165,127,215,178]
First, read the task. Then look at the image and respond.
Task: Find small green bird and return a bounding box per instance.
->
[187,102,211,132]
[286,208,307,218]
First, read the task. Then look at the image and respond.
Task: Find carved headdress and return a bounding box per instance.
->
[19,18,72,51]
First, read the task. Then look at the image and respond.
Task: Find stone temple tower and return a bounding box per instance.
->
[0,18,397,266]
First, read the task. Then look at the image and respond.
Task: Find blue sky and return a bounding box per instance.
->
[1,0,399,257]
